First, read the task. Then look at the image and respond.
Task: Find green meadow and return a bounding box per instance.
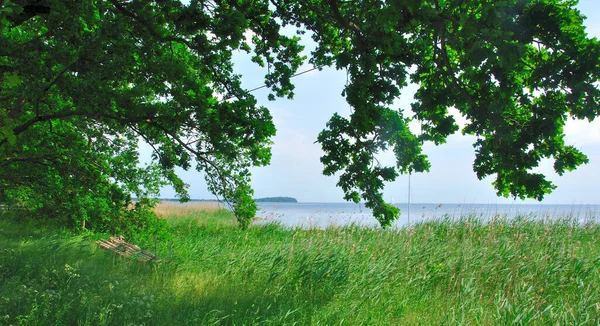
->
[1,208,599,325]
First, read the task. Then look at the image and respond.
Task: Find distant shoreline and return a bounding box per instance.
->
[156,196,299,203]
[152,199,599,206]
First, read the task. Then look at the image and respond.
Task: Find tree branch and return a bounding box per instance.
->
[0,108,154,147]
[109,0,193,48]
[325,0,367,51]
[437,33,482,113]
[42,59,80,93]
[6,1,51,28]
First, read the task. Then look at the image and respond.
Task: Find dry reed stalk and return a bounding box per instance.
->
[154,201,224,217]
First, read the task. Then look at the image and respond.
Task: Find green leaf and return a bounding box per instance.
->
[2,72,21,88]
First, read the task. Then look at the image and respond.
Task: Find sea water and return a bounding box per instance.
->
[255,202,600,228]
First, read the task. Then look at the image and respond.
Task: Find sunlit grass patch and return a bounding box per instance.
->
[1,214,599,325]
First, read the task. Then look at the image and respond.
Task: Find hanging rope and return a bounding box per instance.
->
[219,66,322,103]
[408,171,411,225]
[407,122,425,226]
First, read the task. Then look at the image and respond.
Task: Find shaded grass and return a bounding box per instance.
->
[1,212,600,325]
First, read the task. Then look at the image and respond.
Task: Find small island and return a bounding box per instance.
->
[255,197,298,203]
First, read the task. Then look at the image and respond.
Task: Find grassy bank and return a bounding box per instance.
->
[1,209,599,325]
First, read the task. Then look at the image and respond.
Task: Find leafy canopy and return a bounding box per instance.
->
[1,0,598,229]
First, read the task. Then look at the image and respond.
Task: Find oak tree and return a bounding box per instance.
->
[1,0,598,229]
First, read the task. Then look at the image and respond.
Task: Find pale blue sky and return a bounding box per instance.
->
[155,0,600,204]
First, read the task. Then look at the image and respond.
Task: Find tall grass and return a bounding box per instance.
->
[1,210,599,325]
[154,201,226,217]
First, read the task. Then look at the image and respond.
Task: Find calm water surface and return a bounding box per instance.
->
[255,202,600,228]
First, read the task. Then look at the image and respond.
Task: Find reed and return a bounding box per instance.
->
[1,212,599,325]
[154,200,226,217]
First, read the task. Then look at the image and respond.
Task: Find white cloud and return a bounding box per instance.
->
[564,118,600,147]
[449,107,469,131]
[244,30,255,45]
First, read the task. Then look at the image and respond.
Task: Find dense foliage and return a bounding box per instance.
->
[1,0,599,229]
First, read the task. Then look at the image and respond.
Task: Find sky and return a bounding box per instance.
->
[155,0,600,204]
